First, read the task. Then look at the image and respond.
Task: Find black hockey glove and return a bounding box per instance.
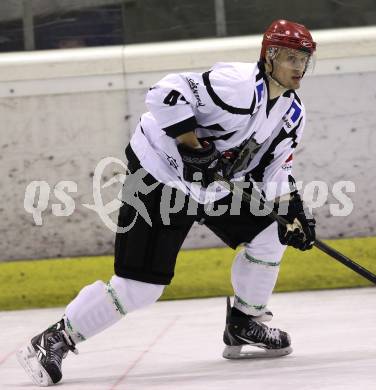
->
[177,141,222,187]
[278,192,316,251]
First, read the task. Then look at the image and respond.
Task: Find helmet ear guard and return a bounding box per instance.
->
[266,46,279,61]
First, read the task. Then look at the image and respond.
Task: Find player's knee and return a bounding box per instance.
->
[244,222,287,265]
[109,275,165,313]
[244,245,285,266]
[245,238,286,266]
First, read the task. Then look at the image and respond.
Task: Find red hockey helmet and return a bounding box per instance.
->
[260,20,316,61]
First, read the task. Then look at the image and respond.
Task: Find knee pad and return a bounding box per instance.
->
[109,275,165,313]
[245,222,286,263]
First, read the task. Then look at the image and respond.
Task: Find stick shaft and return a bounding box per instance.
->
[313,239,376,283]
[214,174,376,284]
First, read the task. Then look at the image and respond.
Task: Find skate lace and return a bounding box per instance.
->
[46,327,79,368]
[48,334,69,367]
[246,320,281,347]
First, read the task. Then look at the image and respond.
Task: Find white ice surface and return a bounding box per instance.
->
[1,288,375,390]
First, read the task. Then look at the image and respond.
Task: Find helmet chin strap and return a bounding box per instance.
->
[266,73,288,90]
[266,60,289,92]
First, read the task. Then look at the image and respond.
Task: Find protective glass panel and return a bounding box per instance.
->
[0,0,375,53]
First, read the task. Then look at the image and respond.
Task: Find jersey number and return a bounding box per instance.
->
[163,90,188,106]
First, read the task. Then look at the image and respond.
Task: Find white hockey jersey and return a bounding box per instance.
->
[129,62,305,203]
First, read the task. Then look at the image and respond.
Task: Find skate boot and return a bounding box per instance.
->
[252,307,273,322]
[17,318,78,386]
[223,297,292,359]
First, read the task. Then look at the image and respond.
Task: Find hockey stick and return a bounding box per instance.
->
[213,173,376,284]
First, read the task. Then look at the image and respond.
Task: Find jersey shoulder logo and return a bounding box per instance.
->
[282,99,303,132]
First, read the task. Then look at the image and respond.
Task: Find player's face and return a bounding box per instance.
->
[271,48,311,89]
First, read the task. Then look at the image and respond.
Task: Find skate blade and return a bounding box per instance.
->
[16,342,53,387]
[222,344,293,359]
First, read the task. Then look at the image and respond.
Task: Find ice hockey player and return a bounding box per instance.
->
[17,19,316,386]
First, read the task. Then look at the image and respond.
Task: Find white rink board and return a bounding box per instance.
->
[1,287,376,390]
[0,27,376,260]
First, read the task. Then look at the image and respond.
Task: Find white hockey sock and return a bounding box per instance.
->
[64,276,165,344]
[231,222,286,316]
[231,249,280,316]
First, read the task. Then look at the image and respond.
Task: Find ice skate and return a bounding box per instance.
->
[223,297,292,359]
[16,318,77,386]
[251,307,273,322]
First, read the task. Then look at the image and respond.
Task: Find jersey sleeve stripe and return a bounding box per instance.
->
[162,115,198,138]
[202,71,255,115]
